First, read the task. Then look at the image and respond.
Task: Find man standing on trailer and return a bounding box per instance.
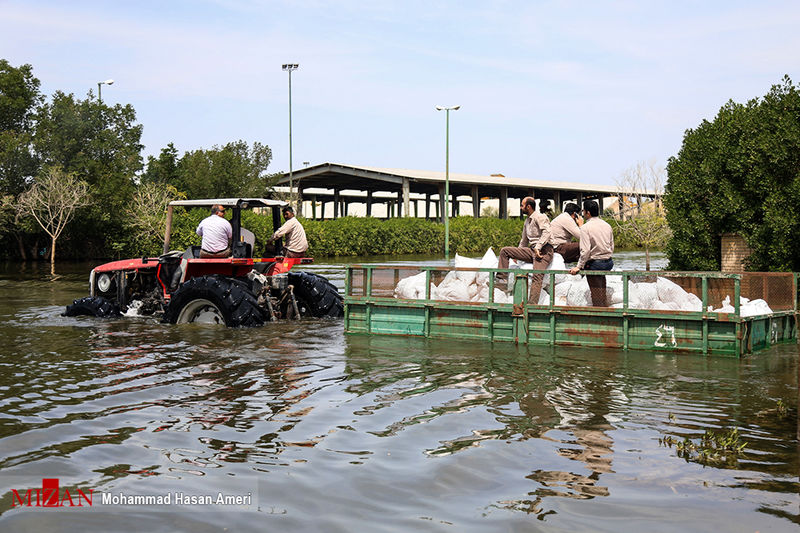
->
[550,202,583,263]
[270,205,308,258]
[569,200,614,306]
[497,196,554,302]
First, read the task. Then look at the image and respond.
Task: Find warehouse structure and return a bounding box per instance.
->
[276,163,656,221]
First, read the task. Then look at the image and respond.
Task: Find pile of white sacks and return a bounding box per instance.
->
[393,248,774,317]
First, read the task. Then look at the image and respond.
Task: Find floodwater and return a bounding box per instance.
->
[0,253,797,532]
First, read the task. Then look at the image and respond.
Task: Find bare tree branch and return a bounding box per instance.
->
[17,166,89,272]
[614,160,672,271]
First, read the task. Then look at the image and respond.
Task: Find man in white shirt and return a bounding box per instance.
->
[270,206,308,258]
[196,204,232,258]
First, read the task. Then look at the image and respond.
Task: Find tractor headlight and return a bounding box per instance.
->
[97,273,112,293]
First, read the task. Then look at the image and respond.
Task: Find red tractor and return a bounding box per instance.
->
[64,198,343,325]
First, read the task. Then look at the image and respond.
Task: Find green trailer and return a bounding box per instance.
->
[344,267,798,357]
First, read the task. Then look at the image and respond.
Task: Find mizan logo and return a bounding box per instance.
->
[11,478,93,508]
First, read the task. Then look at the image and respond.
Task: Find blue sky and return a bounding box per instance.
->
[2,0,799,186]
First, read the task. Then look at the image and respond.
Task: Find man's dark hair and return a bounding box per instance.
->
[564,203,580,216]
[522,197,536,210]
[282,205,294,215]
[583,200,599,217]
[211,205,224,215]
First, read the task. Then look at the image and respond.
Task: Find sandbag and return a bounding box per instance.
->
[566,277,591,307]
[630,282,658,309]
[394,271,427,299]
[436,278,471,302]
[454,254,481,285]
[476,248,498,286]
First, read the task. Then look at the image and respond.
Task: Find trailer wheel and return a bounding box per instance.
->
[285,272,344,318]
[63,296,121,318]
[163,275,265,327]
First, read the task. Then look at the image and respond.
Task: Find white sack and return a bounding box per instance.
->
[656,277,693,309]
[476,248,498,286]
[681,293,703,312]
[630,282,659,310]
[537,289,550,306]
[435,278,471,302]
[566,277,591,307]
[740,298,773,317]
[542,253,568,288]
[454,254,481,285]
[394,271,427,299]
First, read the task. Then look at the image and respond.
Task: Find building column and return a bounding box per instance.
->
[311,195,317,220]
[577,192,583,210]
[402,178,410,217]
[426,193,431,219]
[499,187,508,220]
[554,190,561,212]
[297,188,304,218]
[471,185,480,218]
[334,189,340,219]
[438,183,446,223]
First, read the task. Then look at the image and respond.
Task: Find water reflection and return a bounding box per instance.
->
[341,334,798,523]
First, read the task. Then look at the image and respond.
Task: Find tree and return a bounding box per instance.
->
[17,166,89,274]
[0,59,42,197]
[664,76,800,271]
[175,140,278,198]
[614,160,671,271]
[124,182,185,256]
[33,90,143,255]
[141,143,180,186]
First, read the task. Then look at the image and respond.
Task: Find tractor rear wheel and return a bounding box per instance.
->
[285,272,344,319]
[163,275,265,327]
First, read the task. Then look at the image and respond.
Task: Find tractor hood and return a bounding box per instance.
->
[93,257,159,273]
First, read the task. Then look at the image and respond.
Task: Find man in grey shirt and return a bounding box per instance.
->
[550,202,582,263]
[569,200,614,306]
[497,196,554,302]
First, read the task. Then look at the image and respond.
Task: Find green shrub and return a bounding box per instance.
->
[147,212,664,258]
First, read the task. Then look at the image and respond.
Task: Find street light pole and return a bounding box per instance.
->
[282,63,299,207]
[435,105,460,262]
[97,79,114,104]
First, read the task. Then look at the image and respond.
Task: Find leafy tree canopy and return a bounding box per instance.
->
[33,90,143,251]
[165,140,277,198]
[664,76,800,271]
[0,60,42,196]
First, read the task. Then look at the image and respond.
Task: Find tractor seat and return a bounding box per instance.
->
[184,246,201,259]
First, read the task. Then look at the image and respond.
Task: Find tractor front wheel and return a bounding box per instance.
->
[163,275,265,327]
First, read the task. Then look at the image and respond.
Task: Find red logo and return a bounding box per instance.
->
[11,478,93,508]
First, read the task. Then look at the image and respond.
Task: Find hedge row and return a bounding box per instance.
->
[163,211,661,258]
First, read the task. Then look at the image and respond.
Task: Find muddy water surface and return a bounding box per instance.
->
[0,254,797,532]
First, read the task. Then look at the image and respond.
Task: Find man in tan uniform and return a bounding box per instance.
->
[569,200,614,306]
[270,206,308,258]
[550,202,582,263]
[497,196,553,302]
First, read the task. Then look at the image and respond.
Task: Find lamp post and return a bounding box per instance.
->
[97,79,114,103]
[435,105,460,262]
[282,63,299,206]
